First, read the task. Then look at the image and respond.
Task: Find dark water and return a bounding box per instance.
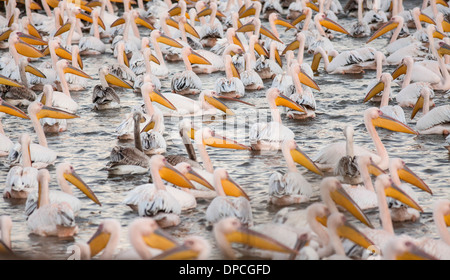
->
[0,0,449,260]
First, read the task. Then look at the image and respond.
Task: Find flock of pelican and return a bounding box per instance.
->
[0,0,449,261]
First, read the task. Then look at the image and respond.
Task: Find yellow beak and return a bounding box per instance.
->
[290,147,323,176]
[149,91,177,110]
[202,130,251,150]
[363,80,385,103]
[27,24,43,39]
[372,113,419,135]
[150,243,200,260]
[54,22,71,37]
[142,228,179,250]
[63,65,92,79]
[188,50,211,65]
[63,171,102,205]
[105,73,134,89]
[204,95,234,116]
[14,40,44,58]
[319,17,350,35]
[282,39,300,55]
[135,16,155,30]
[335,220,375,250]
[159,161,196,189]
[393,241,438,260]
[391,63,407,80]
[298,69,320,91]
[0,74,24,88]
[366,19,398,43]
[275,94,306,113]
[311,51,322,72]
[25,64,46,79]
[87,226,111,258]
[385,180,423,212]
[0,98,29,119]
[290,13,307,28]
[221,175,250,199]
[185,168,214,191]
[418,13,436,25]
[397,165,432,194]
[17,32,47,46]
[157,34,183,48]
[35,105,80,120]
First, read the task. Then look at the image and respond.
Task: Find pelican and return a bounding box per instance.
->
[110,41,137,87]
[139,106,166,155]
[206,168,252,226]
[364,73,406,124]
[65,46,88,92]
[27,169,78,237]
[362,0,388,31]
[410,86,450,135]
[213,217,299,260]
[0,97,30,157]
[78,9,106,55]
[254,41,283,80]
[311,46,377,74]
[92,66,133,110]
[268,139,322,206]
[334,126,361,185]
[192,43,244,74]
[170,46,211,95]
[198,2,224,48]
[249,87,306,151]
[240,52,264,91]
[312,107,418,172]
[4,133,38,199]
[39,85,68,133]
[133,47,162,93]
[264,13,297,52]
[122,155,197,228]
[349,0,370,37]
[24,162,102,217]
[306,12,350,54]
[149,29,183,78]
[215,54,246,97]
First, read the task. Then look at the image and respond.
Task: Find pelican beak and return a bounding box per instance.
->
[298,69,320,91]
[0,74,24,88]
[372,112,419,135]
[46,0,61,8]
[290,13,307,28]
[274,18,296,30]
[385,180,423,212]
[0,28,12,41]
[123,50,129,67]
[290,146,323,176]
[311,51,322,72]
[142,228,178,251]
[254,42,269,58]
[27,24,42,39]
[105,73,134,89]
[17,32,47,46]
[97,16,106,30]
[35,105,79,120]
[443,19,450,33]
[165,17,179,29]
[14,40,44,58]
[445,213,450,227]
[79,5,93,14]
[30,0,42,9]
[239,5,256,18]
[53,22,71,37]
[135,16,155,30]
[282,39,300,55]
[316,213,329,227]
[7,14,14,27]
[393,241,438,260]
[419,13,436,25]
[0,99,29,119]
[87,224,111,257]
[221,174,249,199]
[196,7,211,18]
[363,80,385,103]
[63,171,102,205]
[433,30,446,40]
[76,11,94,25]
[306,1,320,12]
[149,91,177,110]
[54,46,73,60]
[260,25,282,43]
[204,95,234,115]
[64,65,92,79]
[319,17,349,35]
[367,159,385,177]
[185,168,214,191]
[397,165,432,194]
[230,60,240,78]
[149,53,160,65]
[150,243,200,260]
[334,219,375,250]
[168,4,181,16]
[436,0,449,6]
[202,130,251,151]
[232,35,245,51]
[274,48,282,68]
[110,17,125,28]
[225,226,298,255]
[140,120,155,133]
[159,160,196,189]
[157,34,183,48]
[437,42,450,57]
[236,21,255,33]
[411,95,424,120]
[329,182,374,228]
[366,19,398,43]
[184,22,200,39]
[275,94,306,113]
[188,50,211,65]
[391,63,407,80]
[25,64,46,78]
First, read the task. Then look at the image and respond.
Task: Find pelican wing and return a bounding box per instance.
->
[416,105,450,132]
[215,77,245,96]
[25,190,81,217]
[206,196,253,226]
[328,47,376,73]
[137,189,182,216]
[2,87,37,104]
[92,85,120,106]
[27,203,77,236]
[140,131,167,154]
[8,143,57,167]
[269,171,312,198]
[107,146,150,169]
[79,36,106,54]
[171,70,202,93]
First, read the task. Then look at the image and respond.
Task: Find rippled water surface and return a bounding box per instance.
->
[0,0,449,260]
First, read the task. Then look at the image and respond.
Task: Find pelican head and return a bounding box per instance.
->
[150,29,183,48]
[269,12,296,30]
[374,174,423,212]
[364,73,393,102]
[57,59,91,79]
[365,107,418,135]
[87,219,121,259]
[382,236,437,260]
[28,101,79,120]
[194,126,250,150]
[182,46,211,65]
[366,15,404,43]
[320,177,373,228]
[282,139,323,175]
[213,217,298,260]
[141,82,176,110]
[151,155,196,189]
[213,168,249,199]
[314,12,349,35]
[389,158,432,194]
[56,162,102,206]
[267,87,306,113]
[391,56,413,81]
[175,162,214,191]
[0,98,29,119]
[99,65,133,89]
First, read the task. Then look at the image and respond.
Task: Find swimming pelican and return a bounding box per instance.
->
[24,162,102,217]
[109,40,137,87]
[241,52,264,91]
[27,169,78,237]
[92,66,133,110]
[254,41,283,80]
[268,139,322,206]
[4,133,38,199]
[150,235,212,260]
[171,46,211,95]
[312,107,418,172]
[349,0,370,37]
[78,9,107,55]
[311,46,377,74]
[215,54,246,97]
[206,168,252,226]
[122,155,197,228]
[213,217,299,260]
[249,87,306,151]
[410,86,450,135]
[198,2,224,48]
[306,12,350,54]
[65,46,88,92]
[149,29,183,78]
[132,47,162,93]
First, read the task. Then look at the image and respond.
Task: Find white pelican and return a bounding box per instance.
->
[364,73,406,124]
[192,43,244,74]
[65,45,88,92]
[312,107,418,172]
[170,46,211,95]
[139,108,166,155]
[268,139,322,206]
[198,2,224,48]
[215,54,246,97]
[311,46,377,74]
[362,0,388,31]
[249,87,306,151]
[241,52,264,91]
[27,169,78,237]
[24,162,102,217]
[107,111,151,175]
[122,155,197,228]
[133,47,162,93]
[254,41,283,80]
[349,0,370,37]
[39,85,69,134]
[262,0,284,19]
[213,217,299,260]
[0,97,30,157]
[205,168,252,227]
[410,86,450,135]
[92,66,133,110]
[264,13,297,52]
[306,12,350,54]
[78,9,106,55]
[109,40,137,87]
[149,29,183,78]
[4,133,38,199]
